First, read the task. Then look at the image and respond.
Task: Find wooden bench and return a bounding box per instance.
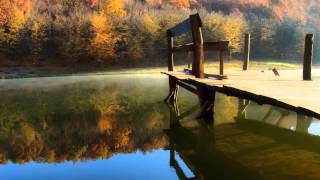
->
[167,13,229,79]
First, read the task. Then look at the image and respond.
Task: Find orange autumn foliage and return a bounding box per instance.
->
[89,13,120,60]
[168,0,190,8]
[0,1,12,26]
[104,0,126,17]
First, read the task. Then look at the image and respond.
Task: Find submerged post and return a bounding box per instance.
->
[190,14,205,79]
[303,34,313,81]
[167,30,174,71]
[243,33,251,71]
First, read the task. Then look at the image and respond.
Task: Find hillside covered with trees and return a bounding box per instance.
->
[0,0,320,67]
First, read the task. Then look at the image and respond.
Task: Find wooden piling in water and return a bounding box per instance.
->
[190,14,205,79]
[165,77,179,104]
[243,33,251,71]
[197,85,215,120]
[303,34,313,81]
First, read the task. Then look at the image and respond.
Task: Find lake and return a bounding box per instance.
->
[0,74,319,180]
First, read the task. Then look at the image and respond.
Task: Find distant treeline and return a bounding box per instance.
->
[0,0,320,65]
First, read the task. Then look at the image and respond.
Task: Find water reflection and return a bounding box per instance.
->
[0,75,173,165]
[1,75,320,179]
[167,95,320,179]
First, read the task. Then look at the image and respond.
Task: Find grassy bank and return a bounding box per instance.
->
[0,60,304,79]
[93,60,303,75]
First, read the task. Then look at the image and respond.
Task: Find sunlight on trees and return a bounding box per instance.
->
[0,1,12,26]
[104,0,126,18]
[204,12,247,53]
[90,13,119,61]
[0,0,319,63]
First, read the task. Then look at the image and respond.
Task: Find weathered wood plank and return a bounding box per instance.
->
[176,80,198,95]
[172,43,193,52]
[172,41,229,53]
[204,41,229,51]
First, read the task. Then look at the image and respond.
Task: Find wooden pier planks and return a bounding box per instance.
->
[162,70,320,119]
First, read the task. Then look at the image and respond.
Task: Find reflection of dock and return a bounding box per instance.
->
[165,123,261,180]
[165,107,320,179]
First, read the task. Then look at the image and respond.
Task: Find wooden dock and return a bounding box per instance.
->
[164,13,318,120]
[163,70,320,119]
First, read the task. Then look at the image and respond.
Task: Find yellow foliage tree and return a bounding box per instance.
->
[104,0,126,18]
[10,9,27,33]
[90,13,120,61]
[0,9,28,55]
[204,13,247,53]
[221,14,247,52]
[138,14,160,35]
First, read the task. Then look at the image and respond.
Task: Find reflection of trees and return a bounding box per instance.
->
[0,83,169,164]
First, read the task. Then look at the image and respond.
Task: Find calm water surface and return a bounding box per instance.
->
[0,74,319,180]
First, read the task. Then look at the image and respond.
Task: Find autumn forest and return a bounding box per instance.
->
[1,0,320,67]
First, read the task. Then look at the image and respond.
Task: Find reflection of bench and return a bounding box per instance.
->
[167,13,229,79]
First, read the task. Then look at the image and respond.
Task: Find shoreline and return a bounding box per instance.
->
[0,60,305,79]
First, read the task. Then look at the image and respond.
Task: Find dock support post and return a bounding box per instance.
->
[197,85,215,121]
[296,113,313,133]
[243,33,251,71]
[165,77,179,104]
[303,34,313,81]
[237,99,250,120]
[167,31,174,71]
[190,14,205,79]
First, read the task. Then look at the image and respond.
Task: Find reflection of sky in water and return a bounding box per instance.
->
[308,120,320,136]
[0,150,193,180]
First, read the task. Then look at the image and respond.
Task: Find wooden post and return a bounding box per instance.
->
[219,50,224,75]
[167,30,174,71]
[190,14,205,79]
[303,34,313,80]
[296,113,313,133]
[165,76,179,104]
[243,33,251,71]
[237,99,250,120]
[197,85,215,121]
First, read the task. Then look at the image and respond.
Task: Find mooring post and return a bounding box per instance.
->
[303,34,313,81]
[243,33,251,71]
[167,30,174,71]
[219,50,224,76]
[190,14,205,79]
